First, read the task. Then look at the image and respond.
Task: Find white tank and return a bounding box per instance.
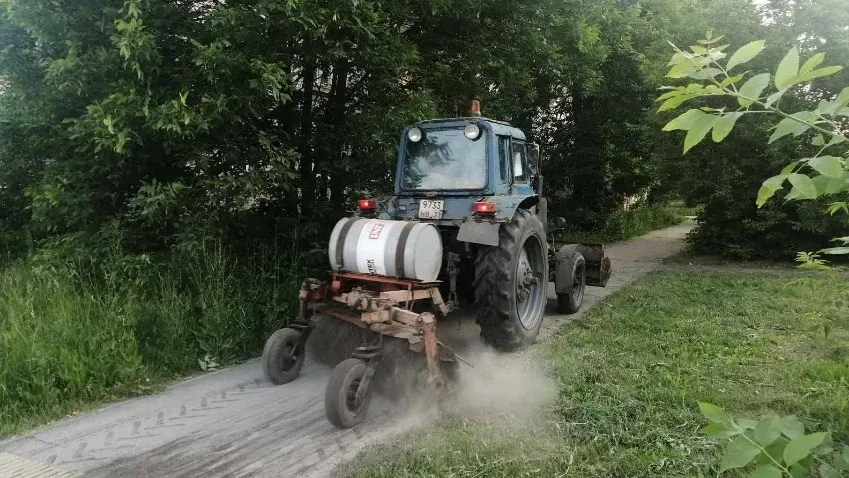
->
[328,218,443,282]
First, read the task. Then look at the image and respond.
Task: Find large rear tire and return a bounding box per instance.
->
[474,209,548,351]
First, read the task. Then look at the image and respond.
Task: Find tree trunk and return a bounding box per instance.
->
[328,60,349,209]
[299,61,316,217]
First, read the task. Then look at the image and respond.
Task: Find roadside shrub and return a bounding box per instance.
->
[559,203,685,243]
[0,238,302,437]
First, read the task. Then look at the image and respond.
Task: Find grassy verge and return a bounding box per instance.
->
[348,262,849,477]
[0,244,300,437]
[559,203,690,244]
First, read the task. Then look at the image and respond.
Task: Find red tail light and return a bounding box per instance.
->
[472,201,496,215]
[358,199,376,211]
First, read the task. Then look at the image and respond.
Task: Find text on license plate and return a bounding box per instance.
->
[418,200,445,220]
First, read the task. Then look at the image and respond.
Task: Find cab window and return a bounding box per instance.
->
[512,141,529,183]
[498,136,510,182]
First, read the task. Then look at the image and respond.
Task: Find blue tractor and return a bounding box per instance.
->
[262,100,611,428]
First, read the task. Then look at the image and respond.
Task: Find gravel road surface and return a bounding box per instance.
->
[0,221,693,478]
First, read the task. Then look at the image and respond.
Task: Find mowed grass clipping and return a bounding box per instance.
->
[349,264,849,477]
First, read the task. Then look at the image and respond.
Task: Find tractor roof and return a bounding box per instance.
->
[413,117,527,141]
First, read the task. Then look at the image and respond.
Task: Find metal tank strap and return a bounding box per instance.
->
[334,218,355,269]
[394,221,418,279]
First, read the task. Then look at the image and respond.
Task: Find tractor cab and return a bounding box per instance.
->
[371,100,545,232]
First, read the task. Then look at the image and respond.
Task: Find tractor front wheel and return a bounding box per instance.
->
[474,209,548,351]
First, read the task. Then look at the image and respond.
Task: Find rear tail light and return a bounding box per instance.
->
[358,199,376,211]
[472,201,496,215]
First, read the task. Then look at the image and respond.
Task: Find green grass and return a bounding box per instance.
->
[559,203,690,244]
[348,263,849,477]
[0,243,300,437]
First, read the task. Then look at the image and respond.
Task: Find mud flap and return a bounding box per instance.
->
[457,220,500,246]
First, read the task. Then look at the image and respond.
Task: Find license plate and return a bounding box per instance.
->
[418,200,445,220]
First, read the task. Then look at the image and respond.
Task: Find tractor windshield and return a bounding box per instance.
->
[402,128,487,190]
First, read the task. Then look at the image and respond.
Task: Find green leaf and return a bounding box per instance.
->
[812,135,825,147]
[765,89,787,108]
[738,73,771,107]
[658,94,698,112]
[699,402,731,424]
[781,161,799,175]
[819,464,840,478]
[657,88,686,101]
[835,447,849,470]
[667,60,700,78]
[775,47,800,90]
[720,74,745,88]
[800,53,825,75]
[756,437,790,465]
[703,422,740,439]
[812,433,834,456]
[663,109,707,132]
[784,432,828,466]
[754,416,782,446]
[797,66,843,83]
[787,174,818,200]
[808,156,844,178]
[721,434,762,471]
[821,247,849,255]
[811,175,848,196]
[684,114,719,153]
[757,175,788,207]
[727,40,766,71]
[690,68,723,80]
[769,113,814,143]
[738,419,759,430]
[789,464,810,478]
[712,113,743,142]
[749,465,782,478]
[668,52,689,66]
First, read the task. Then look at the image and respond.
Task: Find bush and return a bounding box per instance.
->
[558,203,686,244]
[0,240,301,437]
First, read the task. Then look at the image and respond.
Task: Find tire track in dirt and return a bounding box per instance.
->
[0,222,693,477]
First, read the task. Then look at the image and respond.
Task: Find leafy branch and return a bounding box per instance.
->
[699,403,848,478]
[658,31,849,257]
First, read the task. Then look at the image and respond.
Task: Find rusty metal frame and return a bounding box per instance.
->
[299,271,462,385]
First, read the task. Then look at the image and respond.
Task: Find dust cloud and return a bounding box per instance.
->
[446,344,558,418]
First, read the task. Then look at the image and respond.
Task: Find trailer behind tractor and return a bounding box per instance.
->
[262,100,612,429]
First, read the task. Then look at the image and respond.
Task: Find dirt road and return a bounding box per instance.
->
[0,222,693,478]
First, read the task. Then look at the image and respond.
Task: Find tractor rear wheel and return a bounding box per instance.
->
[474,209,548,351]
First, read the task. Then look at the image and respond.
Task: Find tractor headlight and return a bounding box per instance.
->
[464,123,481,140]
[408,127,423,143]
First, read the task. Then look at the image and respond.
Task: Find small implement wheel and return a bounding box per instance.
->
[557,252,586,314]
[325,358,372,429]
[262,328,305,385]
